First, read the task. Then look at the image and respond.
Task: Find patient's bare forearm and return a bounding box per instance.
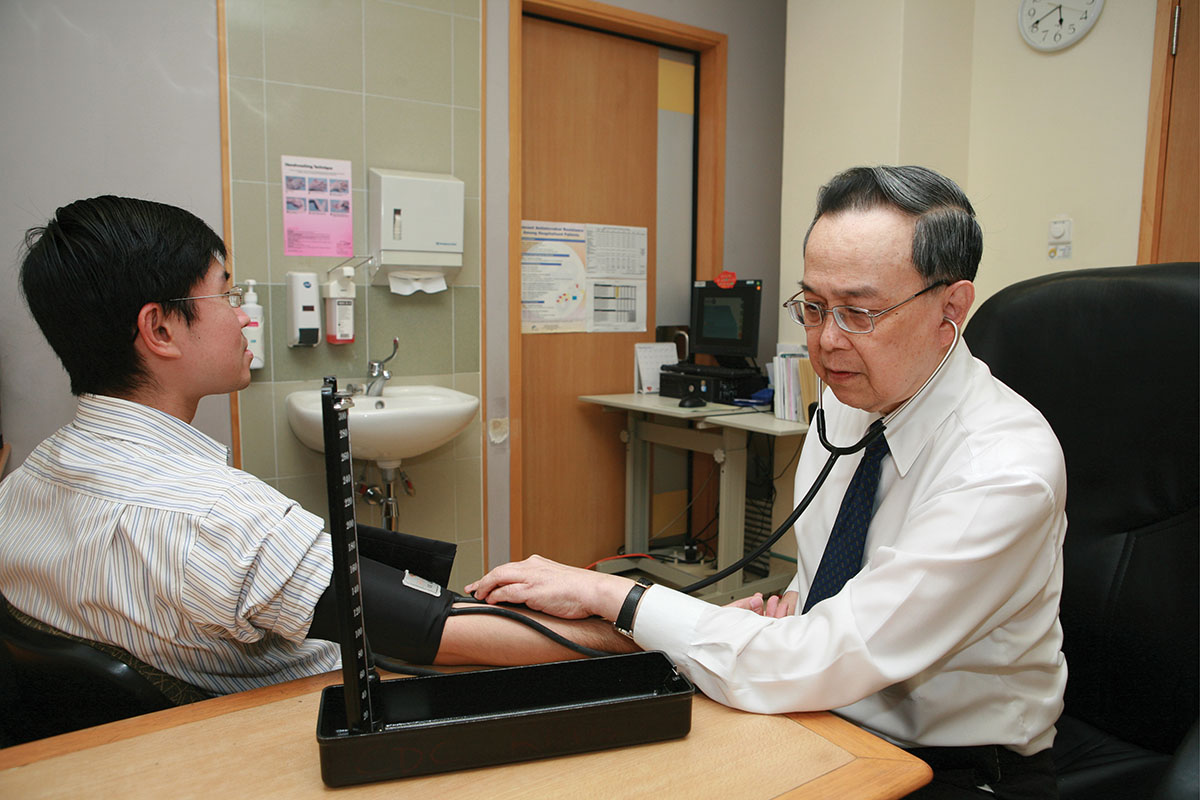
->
[433,604,640,666]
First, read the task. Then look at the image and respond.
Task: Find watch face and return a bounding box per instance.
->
[1019,0,1105,52]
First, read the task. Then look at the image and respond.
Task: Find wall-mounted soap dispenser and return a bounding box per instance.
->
[242,279,265,368]
[323,266,356,344]
[286,271,320,347]
[368,168,464,294]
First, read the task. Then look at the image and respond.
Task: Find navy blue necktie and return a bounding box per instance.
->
[802,434,890,613]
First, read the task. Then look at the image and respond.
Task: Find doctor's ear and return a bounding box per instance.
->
[940,280,975,327]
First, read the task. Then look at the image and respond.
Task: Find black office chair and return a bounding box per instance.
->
[0,595,211,746]
[963,262,1199,800]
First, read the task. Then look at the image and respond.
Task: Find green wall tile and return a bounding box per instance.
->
[452,107,480,199]
[229,78,266,182]
[454,456,483,543]
[364,95,452,175]
[365,1,452,104]
[453,285,479,373]
[454,0,481,20]
[237,381,277,478]
[225,0,264,79]
[264,82,364,185]
[230,180,269,285]
[452,15,481,109]
[263,0,363,92]
[366,286,453,377]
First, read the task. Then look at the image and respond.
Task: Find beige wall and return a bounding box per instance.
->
[224,0,484,589]
[780,0,1157,341]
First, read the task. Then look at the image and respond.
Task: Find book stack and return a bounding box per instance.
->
[771,351,818,423]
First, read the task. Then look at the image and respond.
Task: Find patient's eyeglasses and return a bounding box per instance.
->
[166,285,246,309]
[782,281,948,334]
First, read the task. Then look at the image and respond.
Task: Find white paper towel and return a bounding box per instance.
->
[387,270,448,295]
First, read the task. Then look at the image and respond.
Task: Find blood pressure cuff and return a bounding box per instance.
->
[307,529,457,665]
[355,524,456,588]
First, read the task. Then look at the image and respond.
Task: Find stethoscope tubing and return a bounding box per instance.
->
[680,320,959,595]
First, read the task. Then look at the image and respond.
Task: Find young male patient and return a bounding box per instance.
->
[0,195,632,695]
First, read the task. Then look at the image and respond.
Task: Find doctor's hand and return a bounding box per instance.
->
[465,555,634,622]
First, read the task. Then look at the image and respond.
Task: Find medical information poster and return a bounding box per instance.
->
[521,220,647,334]
[281,155,353,257]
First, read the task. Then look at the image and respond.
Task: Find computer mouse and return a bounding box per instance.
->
[678,396,707,408]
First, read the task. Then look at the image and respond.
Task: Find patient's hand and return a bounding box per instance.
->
[725,591,797,617]
[725,593,765,612]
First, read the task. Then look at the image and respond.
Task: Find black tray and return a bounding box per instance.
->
[316,650,694,787]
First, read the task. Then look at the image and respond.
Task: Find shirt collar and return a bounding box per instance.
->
[73,394,230,465]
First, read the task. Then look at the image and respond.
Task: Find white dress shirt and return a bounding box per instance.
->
[0,394,340,694]
[633,340,1068,754]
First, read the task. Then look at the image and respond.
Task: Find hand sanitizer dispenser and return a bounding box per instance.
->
[368,168,464,294]
[286,271,320,347]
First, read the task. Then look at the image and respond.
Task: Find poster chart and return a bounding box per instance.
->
[520,220,647,333]
[281,155,353,257]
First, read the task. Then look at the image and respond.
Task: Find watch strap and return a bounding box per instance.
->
[614,579,650,638]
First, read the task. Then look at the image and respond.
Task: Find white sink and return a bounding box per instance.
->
[285,385,479,469]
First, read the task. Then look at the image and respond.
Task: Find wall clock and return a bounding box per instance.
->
[1018,0,1105,52]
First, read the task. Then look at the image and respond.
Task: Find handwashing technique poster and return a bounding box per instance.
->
[281,155,353,257]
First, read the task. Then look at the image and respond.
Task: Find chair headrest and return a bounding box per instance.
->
[965,262,1199,533]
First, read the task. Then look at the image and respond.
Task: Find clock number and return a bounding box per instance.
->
[1067,23,1076,34]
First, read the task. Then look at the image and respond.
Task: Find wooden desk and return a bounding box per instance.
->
[0,671,930,799]
[579,393,808,602]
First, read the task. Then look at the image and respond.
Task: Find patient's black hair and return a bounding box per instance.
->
[20,195,226,396]
[804,165,983,284]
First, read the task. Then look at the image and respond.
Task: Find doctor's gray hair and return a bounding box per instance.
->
[803,165,983,284]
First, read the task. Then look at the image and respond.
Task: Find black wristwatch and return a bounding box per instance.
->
[613,579,651,639]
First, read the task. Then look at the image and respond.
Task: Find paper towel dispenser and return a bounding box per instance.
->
[368,168,464,294]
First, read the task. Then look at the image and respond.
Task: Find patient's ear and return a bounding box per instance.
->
[135,302,183,360]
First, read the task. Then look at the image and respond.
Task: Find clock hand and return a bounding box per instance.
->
[1034,3,1063,27]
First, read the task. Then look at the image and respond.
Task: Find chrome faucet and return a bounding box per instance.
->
[365,337,400,396]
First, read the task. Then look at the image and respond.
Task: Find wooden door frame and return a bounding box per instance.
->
[1138,0,1183,263]
[507,0,727,557]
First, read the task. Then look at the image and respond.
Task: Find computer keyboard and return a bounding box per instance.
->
[661,362,761,379]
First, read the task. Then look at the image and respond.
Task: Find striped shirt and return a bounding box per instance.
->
[0,394,340,694]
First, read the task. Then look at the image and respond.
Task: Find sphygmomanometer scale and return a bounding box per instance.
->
[318,377,376,734]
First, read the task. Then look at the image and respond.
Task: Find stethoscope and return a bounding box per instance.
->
[681,319,960,594]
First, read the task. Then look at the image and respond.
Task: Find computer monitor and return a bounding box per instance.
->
[689,279,763,366]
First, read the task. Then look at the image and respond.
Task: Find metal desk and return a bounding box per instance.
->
[579,393,809,601]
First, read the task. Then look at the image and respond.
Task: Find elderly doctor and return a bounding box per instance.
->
[469,165,1069,800]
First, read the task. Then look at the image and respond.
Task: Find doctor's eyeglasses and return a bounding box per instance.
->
[783,281,948,334]
[166,285,245,308]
